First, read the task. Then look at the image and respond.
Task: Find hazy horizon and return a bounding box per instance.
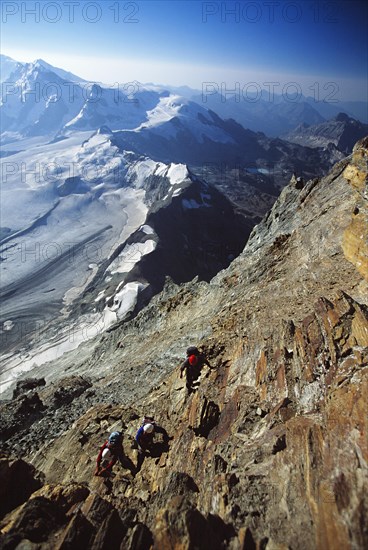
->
[1,1,367,103]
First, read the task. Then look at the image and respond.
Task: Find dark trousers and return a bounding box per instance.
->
[186,366,200,391]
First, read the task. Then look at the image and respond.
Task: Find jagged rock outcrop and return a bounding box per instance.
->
[0,376,95,458]
[12,378,46,399]
[0,139,367,549]
[0,455,43,520]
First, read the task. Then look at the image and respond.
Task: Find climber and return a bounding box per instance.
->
[135,416,170,456]
[292,172,304,190]
[180,346,213,394]
[95,431,132,477]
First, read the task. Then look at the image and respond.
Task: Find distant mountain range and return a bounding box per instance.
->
[0,55,335,193]
[1,54,367,142]
[188,89,368,135]
[283,112,368,153]
[151,81,368,132]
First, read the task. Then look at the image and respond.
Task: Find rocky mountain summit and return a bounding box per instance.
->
[0,138,367,549]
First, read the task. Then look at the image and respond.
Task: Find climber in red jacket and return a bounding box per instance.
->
[180,346,212,394]
[95,431,131,477]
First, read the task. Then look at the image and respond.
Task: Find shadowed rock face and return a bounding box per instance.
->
[0,456,43,521]
[0,138,367,549]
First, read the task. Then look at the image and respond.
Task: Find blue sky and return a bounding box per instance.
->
[1,0,367,101]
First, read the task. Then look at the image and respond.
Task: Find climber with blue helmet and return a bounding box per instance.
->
[95,431,130,477]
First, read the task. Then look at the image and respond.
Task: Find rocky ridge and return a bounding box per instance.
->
[284,113,368,155]
[0,138,367,549]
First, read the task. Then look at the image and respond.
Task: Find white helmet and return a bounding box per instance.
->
[143,423,154,434]
[102,448,112,460]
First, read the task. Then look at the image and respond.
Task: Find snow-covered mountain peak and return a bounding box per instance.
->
[167,162,189,184]
[4,59,72,94]
[31,59,48,70]
[0,54,24,83]
[132,93,235,145]
[28,58,85,82]
[138,94,215,127]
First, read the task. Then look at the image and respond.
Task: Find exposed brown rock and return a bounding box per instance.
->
[342,136,368,281]
[153,496,230,550]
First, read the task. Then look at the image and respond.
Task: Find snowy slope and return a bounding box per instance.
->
[0,128,199,386]
[0,122,253,392]
[0,131,188,291]
[0,131,145,300]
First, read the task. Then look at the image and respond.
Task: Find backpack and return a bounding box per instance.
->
[108,431,122,447]
[188,354,198,366]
